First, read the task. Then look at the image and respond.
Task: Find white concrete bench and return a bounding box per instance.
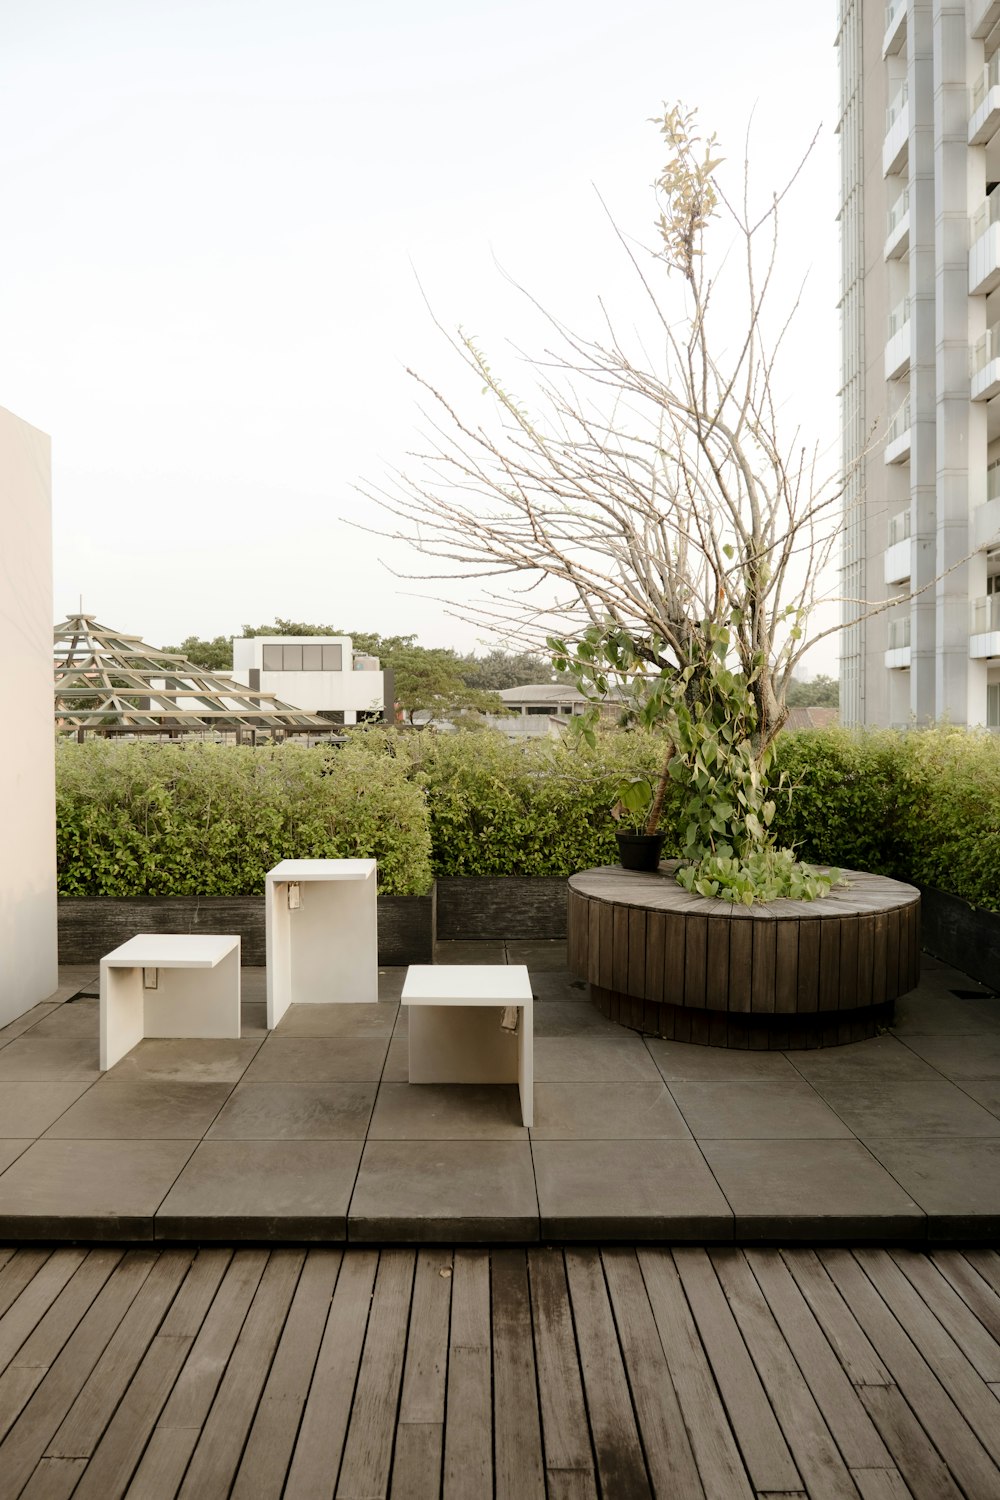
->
[100,934,241,1070]
[401,964,533,1126]
[265,859,378,1028]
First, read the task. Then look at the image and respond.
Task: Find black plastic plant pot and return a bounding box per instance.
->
[615,831,666,872]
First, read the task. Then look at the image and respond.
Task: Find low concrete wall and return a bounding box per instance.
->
[920,886,1000,993]
[58,893,435,968]
[435,877,568,941]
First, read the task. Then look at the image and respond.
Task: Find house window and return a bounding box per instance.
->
[261,643,344,672]
[988,682,1000,728]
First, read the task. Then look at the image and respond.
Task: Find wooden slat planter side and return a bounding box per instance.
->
[567,865,920,1050]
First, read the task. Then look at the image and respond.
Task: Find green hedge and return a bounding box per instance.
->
[54,724,1000,911]
[56,739,433,896]
[392,726,682,877]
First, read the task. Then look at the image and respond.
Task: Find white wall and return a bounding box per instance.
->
[232,635,385,716]
[0,405,57,1022]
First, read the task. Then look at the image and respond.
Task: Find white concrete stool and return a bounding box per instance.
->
[265,859,379,1028]
[100,934,241,1070]
[401,965,534,1127]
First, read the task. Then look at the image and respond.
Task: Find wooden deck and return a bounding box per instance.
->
[0,1244,998,1499]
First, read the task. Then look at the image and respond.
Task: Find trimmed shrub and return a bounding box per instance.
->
[391,726,683,877]
[56,739,433,896]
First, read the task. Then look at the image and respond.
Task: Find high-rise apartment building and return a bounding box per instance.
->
[838,0,1000,727]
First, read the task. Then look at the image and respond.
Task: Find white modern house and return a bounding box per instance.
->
[231,635,389,725]
[838,0,1000,727]
[1,405,58,1024]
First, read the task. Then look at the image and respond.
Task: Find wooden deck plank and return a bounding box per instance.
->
[178,1249,305,1500]
[231,1249,341,1500]
[0,1251,87,1377]
[849,1470,910,1500]
[601,1248,704,1498]
[528,1248,597,1494]
[18,1455,87,1500]
[565,1249,651,1498]
[442,1250,491,1500]
[284,1250,377,1500]
[125,1248,269,1499]
[71,1252,232,1500]
[0,1250,157,1498]
[889,1248,1000,1382]
[0,1252,54,1331]
[491,1249,545,1500]
[746,1248,893,1470]
[853,1248,1000,1465]
[391,1249,452,1500]
[857,1385,963,1500]
[46,1250,193,1461]
[819,1249,1000,1500]
[962,1249,1000,1297]
[636,1248,753,1500]
[672,1247,802,1494]
[781,1249,892,1387]
[336,1249,414,1500]
[710,1248,861,1500]
[930,1250,1000,1347]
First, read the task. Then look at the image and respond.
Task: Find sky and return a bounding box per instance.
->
[1,0,841,673]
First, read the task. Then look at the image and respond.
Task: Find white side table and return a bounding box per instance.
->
[100,934,241,1070]
[265,858,378,1028]
[401,965,534,1127]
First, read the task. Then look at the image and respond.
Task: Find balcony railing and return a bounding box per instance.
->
[887,617,911,650]
[888,509,912,546]
[971,185,1000,244]
[886,80,909,133]
[989,462,1000,502]
[972,51,1000,115]
[887,297,911,339]
[886,399,911,447]
[972,325,1000,375]
[971,594,1000,633]
[887,188,910,238]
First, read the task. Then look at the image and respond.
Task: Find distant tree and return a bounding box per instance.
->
[458,648,558,691]
[785,674,839,708]
[390,645,503,724]
[240,618,342,639]
[165,634,234,671]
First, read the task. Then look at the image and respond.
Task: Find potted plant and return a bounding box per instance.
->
[610,775,666,871]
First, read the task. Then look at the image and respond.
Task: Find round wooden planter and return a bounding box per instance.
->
[566,862,921,1050]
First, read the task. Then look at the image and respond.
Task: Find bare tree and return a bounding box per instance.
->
[360,105,845,754]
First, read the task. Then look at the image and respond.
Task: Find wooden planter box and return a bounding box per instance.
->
[58,892,435,968]
[567,863,922,1050]
[920,886,1000,993]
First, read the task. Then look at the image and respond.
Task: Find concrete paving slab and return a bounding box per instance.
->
[528,973,592,1003]
[962,1080,1000,1119]
[668,1081,855,1140]
[240,967,267,1001]
[0,1081,91,1138]
[0,1037,101,1081]
[863,1137,1000,1242]
[368,1083,527,1141]
[812,1080,1000,1140]
[0,1138,196,1240]
[349,1140,538,1242]
[156,1139,363,1241]
[433,942,507,965]
[504,941,568,971]
[43,1079,234,1140]
[896,1033,1000,1081]
[532,1139,732,1240]
[646,1040,799,1082]
[207,1080,377,1140]
[383,1038,409,1083]
[533,1036,662,1083]
[273,1002,396,1040]
[893,991,1000,1035]
[28,998,100,1039]
[529,1082,692,1140]
[241,1002,268,1038]
[107,1038,262,1084]
[787,1034,943,1084]
[532,1001,625,1038]
[0,1004,61,1050]
[243,1036,389,1083]
[377,967,407,1002]
[0,1140,32,1174]
[700,1139,926,1242]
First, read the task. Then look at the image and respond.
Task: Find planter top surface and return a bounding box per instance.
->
[568,862,920,920]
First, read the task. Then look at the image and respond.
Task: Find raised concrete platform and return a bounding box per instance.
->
[0,947,997,1244]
